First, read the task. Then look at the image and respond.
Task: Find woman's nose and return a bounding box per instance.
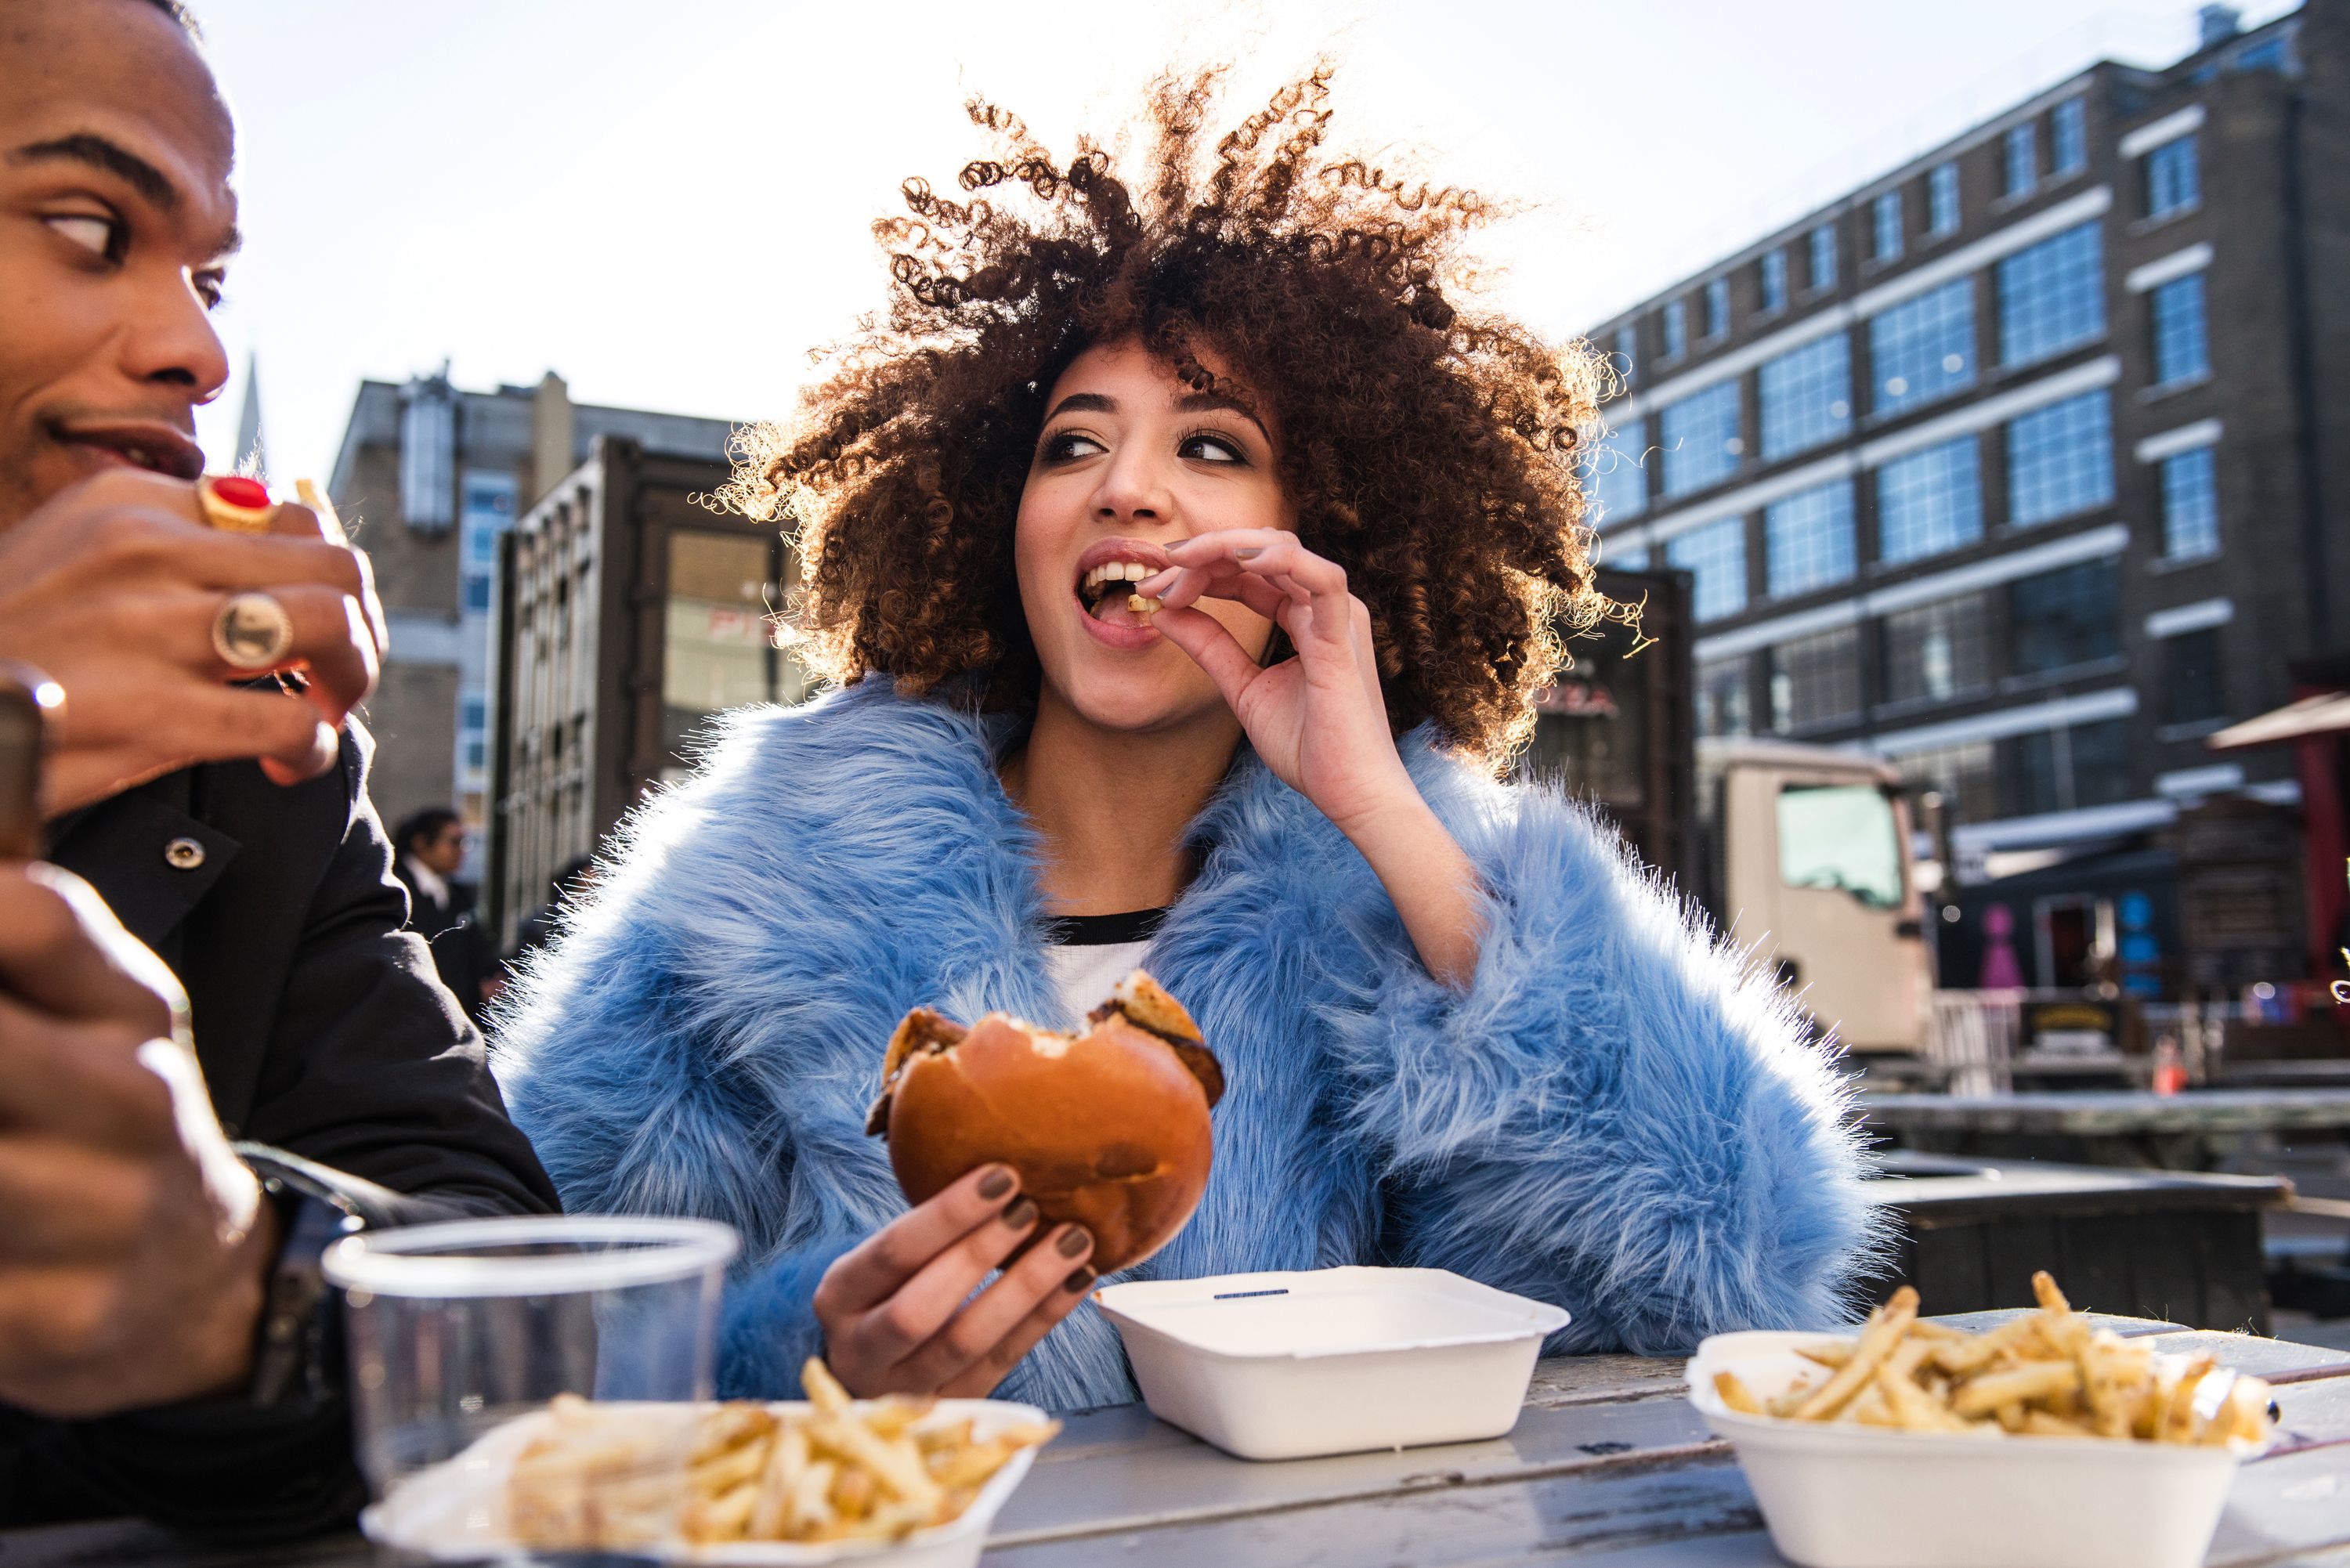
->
[1090,444,1170,525]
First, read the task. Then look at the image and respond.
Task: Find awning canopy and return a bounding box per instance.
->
[2206,690,2350,752]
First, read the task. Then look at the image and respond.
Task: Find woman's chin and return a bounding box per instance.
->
[1049,659,1223,739]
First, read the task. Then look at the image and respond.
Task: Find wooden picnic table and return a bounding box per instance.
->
[7,1310,2349,1567]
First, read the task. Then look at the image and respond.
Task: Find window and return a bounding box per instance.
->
[1929,161,1961,235]
[1758,334,1853,460]
[1998,222,2105,367]
[1659,381,1743,497]
[1868,278,1976,414]
[1704,276,1730,339]
[1613,326,1638,382]
[2005,391,2113,526]
[1895,742,1997,824]
[2146,135,2200,217]
[1759,249,1788,313]
[1696,656,1752,739]
[2163,628,2226,724]
[1809,223,1838,291]
[2010,560,2118,674]
[1661,299,1688,359]
[1880,593,1990,705]
[1607,541,1650,571]
[2012,718,2131,815]
[1765,479,1857,598]
[664,531,792,757]
[1666,515,1749,622]
[2150,273,2211,384]
[2159,445,2221,558]
[1871,190,1904,263]
[465,576,493,611]
[1768,625,1862,731]
[457,468,516,620]
[1876,436,1983,564]
[398,382,456,533]
[1581,417,1648,522]
[1777,783,1904,909]
[2052,98,2088,174]
[2004,122,2037,197]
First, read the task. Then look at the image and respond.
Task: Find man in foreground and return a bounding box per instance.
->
[0,0,557,1534]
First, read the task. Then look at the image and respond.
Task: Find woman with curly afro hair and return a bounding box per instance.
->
[495,67,1877,1409]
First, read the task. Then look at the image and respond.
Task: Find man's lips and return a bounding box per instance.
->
[49,421,205,481]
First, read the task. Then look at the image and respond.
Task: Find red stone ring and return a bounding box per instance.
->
[197,474,277,534]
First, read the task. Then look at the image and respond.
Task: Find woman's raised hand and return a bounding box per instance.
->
[1137,529,1413,836]
[811,1164,1096,1398]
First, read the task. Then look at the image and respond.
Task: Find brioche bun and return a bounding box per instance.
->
[866,972,1221,1273]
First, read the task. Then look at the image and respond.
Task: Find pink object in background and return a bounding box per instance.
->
[1977,903,2024,989]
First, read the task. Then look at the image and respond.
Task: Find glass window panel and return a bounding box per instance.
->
[2052,98,2088,173]
[2005,122,2038,196]
[1666,515,1748,622]
[1758,333,1853,460]
[1613,326,1638,384]
[664,532,781,754]
[1868,278,1976,414]
[1777,783,1903,909]
[1759,249,1788,313]
[2147,135,2201,217]
[2070,718,2131,807]
[1872,191,1904,262]
[1661,299,1688,359]
[1580,417,1648,522]
[2010,559,2118,674]
[1765,479,1857,598]
[1998,222,2106,367]
[2151,273,2211,384]
[1929,162,1961,235]
[1810,224,1838,291]
[1608,541,1650,571]
[1705,277,1730,338]
[1880,591,1990,704]
[2163,628,2226,724]
[1659,381,1743,497]
[1875,435,1983,564]
[1696,656,1752,739]
[2005,390,2114,527]
[2012,728,2066,816]
[1894,741,1997,825]
[2160,445,2221,559]
[1767,624,1862,731]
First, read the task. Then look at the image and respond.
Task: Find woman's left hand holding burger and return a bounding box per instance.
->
[1138,530,1482,988]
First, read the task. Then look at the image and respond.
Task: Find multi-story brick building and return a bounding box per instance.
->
[326,370,735,851]
[1580,3,2347,988]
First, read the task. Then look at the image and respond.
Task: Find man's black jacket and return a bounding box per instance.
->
[0,724,560,1537]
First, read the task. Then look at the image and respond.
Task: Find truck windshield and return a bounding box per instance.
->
[1776,783,1903,911]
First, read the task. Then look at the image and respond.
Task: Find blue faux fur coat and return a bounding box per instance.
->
[493,681,1878,1411]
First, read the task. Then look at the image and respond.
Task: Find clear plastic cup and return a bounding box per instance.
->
[324,1214,737,1557]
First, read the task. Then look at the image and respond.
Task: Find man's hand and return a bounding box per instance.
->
[0,468,386,818]
[0,860,275,1418]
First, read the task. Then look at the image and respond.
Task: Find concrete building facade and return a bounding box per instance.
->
[1580,3,2348,989]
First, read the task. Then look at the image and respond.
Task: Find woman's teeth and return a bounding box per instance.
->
[1082,561,1162,621]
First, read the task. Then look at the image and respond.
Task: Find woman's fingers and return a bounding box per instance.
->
[1151,533,1354,650]
[848,1193,1045,1369]
[893,1222,1096,1393]
[935,1238,1101,1399]
[1151,605,1272,713]
[814,1165,1020,1318]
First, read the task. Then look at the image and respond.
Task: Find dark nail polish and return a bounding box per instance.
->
[1065,1266,1097,1293]
[977,1167,1014,1201]
[1002,1198,1038,1230]
[1057,1225,1093,1258]
[1234,546,1263,560]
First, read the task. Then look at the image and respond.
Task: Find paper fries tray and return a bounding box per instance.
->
[361,1397,1047,1566]
[1690,1331,2250,1568]
[1096,1266,1568,1461]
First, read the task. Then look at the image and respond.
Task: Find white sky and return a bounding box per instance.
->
[183,0,2295,487]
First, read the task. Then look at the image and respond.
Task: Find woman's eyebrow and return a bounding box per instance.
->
[1176,391,1270,441]
[1044,392,1116,421]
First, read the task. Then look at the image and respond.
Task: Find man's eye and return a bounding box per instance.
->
[45,214,118,256]
[193,271,226,309]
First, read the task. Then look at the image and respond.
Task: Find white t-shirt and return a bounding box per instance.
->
[1042,910,1166,1025]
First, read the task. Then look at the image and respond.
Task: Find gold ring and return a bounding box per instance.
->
[197,474,276,534]
[212,592,295,670]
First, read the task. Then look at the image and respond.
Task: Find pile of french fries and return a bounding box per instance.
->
[1714,1272,2275,1445]
[506,1358,1059,1551]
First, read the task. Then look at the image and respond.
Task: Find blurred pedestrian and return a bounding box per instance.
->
[392,807,495,1023]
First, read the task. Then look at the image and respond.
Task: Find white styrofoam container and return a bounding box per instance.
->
[361,1397,1047,1566]
[1094,1266,1569,1460]
[1689,1330,2258,1568]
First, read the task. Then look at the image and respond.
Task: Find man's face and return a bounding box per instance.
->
[0,0,237,529]
[415,822,467,878]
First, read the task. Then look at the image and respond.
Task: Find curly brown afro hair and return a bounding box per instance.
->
[723,65,1618,764]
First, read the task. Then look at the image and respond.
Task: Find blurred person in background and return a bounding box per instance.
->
[0,0,555,1536]
[392,806,494,1024]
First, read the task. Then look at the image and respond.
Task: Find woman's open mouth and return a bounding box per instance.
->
[1072,540,1170,647]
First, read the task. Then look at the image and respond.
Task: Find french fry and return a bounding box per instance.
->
[1795,1339,1855,1367]
[1713,1370,1762,1414]
[1950,1359,2081,1418]
[1795,1286,1918,1420]
[801,1356,853,1418]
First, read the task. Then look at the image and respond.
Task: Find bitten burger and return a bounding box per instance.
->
[866,972,1222,1273]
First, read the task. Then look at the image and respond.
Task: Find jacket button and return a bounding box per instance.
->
[164,836,207,871]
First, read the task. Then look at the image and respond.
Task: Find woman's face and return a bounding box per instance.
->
[1014,338,1289,735]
